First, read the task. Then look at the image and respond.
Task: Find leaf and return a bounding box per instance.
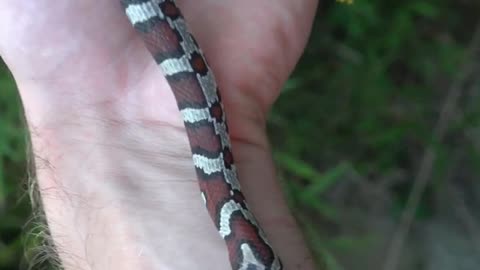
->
[275,153,348,219]
[275,152,326,184]
[321,248,345,270]
[301,162,350,199]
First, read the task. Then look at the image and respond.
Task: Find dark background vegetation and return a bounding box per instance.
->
[2,0,480,269]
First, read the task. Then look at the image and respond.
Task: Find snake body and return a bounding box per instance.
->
[120,0,282,269]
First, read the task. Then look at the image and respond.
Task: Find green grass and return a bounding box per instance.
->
[269,0,480,268]
[0,61,30,269]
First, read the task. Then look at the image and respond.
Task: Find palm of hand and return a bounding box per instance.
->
[0,1,313,127]
[0,1,317,269]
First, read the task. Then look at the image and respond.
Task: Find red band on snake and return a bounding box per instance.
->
[120,0,282,269]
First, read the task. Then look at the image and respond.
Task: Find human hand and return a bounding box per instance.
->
[0,1,318,269]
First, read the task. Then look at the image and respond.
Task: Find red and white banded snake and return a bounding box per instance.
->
[120,0,283,269]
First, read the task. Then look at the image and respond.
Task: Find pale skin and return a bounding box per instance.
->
[0,0,318,269]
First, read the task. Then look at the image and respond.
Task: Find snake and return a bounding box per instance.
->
[120,0,282,269]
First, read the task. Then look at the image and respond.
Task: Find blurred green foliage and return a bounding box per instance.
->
[0,61,29,269]
[269,0,480,268]
[1,0,480,269]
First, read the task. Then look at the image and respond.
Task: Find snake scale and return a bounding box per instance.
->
[120,0,282,269]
